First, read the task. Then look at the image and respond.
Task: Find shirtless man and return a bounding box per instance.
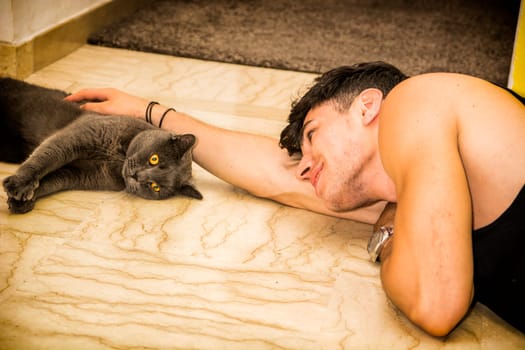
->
[67,62,525,336]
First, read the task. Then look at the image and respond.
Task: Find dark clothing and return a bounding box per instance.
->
[472,185,525,333]
[504,87,525,105]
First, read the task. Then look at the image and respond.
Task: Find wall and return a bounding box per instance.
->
[0,0,111,45]
[0,0,146,78]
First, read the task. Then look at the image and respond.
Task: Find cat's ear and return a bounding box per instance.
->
[179,184,203,200]
[172,134,196,152]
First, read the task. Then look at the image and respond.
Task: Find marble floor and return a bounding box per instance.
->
[1,45,524,349]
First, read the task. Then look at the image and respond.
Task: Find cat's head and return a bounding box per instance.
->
[122,129,202,200]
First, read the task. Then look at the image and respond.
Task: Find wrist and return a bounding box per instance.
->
[133,97,150,118]
[367,226,394,263]
[373,202,396,232]
[145,101,159,124]
[144,102,177,128]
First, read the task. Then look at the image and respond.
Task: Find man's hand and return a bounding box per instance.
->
[65,88,149,119]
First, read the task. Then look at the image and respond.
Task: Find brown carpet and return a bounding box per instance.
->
[88,0,521,85]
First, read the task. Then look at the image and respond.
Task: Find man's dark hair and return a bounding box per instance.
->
[279,61,408,155]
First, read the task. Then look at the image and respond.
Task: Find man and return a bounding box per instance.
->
[67,62,525,335]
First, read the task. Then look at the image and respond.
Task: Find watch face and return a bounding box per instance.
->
[367,231,379,253]
[367,231,382,253]
[367,227,393,262]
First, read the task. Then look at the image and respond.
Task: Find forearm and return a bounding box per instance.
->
[67,88,383,223]
[148,105,291,197]
[376,195,471,336]
[379,221,474,336]
[150,106,383,223]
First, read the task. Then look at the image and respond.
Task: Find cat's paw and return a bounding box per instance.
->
[2,174,39,201]
[7,197,36,214]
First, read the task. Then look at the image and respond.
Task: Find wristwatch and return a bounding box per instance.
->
[367,226,394,263]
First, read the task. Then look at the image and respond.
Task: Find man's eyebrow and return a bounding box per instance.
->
[299,120,313,145]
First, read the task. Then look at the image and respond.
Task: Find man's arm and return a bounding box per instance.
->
[378,75,474,336]
[66,88,384,223]
[158,107,386,223]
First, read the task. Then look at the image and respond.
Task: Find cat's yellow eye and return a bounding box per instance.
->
[149,154,160,165]
[150,182,161,192]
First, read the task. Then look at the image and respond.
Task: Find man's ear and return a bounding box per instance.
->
[358,88,383,125]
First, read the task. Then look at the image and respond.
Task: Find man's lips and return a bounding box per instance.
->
[310,164,322,192]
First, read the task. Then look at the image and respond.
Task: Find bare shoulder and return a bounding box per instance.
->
[378,72,520,148]
[378,73,466,172]
[383,72,497,111]
[391,71,495,89]
[379,72,525,210]
[381,73,455,126]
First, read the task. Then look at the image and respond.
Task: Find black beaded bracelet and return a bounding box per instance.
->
[158,107,176,128]
[145,101,159,124]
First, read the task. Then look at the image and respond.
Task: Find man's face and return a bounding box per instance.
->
[295,101,374,212]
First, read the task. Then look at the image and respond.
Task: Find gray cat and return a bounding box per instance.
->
[0,77,202,214]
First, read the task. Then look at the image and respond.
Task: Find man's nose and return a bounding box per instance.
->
[296,156,312,180]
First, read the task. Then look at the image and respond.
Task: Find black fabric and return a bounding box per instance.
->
[472,185,525,333]
[505,87,525,105]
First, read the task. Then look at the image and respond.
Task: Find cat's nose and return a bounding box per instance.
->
[131,171,148,182]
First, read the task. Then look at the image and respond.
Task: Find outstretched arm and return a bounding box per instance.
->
[66,88,384,223]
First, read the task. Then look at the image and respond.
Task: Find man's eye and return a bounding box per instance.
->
[307,130,314,141]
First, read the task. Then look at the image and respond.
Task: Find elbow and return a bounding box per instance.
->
[412,314,458,337]
[408,299,470,337]
[380,257,474,337]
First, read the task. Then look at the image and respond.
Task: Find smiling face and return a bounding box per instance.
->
[280,64,406,210]
[295,99,377,212]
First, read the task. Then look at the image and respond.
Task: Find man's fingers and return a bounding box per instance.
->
[65,88,112,102]
[79,101,108,113]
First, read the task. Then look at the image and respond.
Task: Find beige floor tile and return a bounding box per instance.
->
[1,45,524,349]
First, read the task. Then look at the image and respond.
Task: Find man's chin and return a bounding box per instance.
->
[324,199,353,213]
[324,197,378,213]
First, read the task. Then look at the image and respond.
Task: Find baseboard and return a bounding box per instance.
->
[0,41,33,79]
[0,0,148,79]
